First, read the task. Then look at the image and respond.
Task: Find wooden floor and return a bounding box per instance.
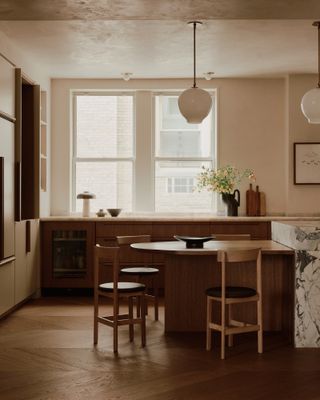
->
[0,297,320,400]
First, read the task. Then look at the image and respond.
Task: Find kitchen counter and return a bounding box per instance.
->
[41,215,320,222]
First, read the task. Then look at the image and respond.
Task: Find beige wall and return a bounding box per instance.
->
[286,75,320,215]
[51,76,317,216]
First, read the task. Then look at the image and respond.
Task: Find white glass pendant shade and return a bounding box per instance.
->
[178,87,212,124]
[301,87,320,123]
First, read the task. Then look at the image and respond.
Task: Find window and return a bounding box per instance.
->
[72,91,217,214]
[154,94,215,212]
[167,177,195,193]
[72,93,134,212]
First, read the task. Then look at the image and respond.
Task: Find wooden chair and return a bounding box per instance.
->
[206,248,263,359]
[211,233,251,240]
[116,235,159,321]
[94,244,146,353]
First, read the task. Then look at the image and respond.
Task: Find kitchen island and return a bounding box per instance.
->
[272,221,320,348]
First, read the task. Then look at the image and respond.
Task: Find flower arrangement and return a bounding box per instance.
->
[197,165,255,194]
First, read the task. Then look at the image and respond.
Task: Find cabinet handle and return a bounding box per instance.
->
[26,220,31,253]
[15,161,21,221]
[0,256,15,267]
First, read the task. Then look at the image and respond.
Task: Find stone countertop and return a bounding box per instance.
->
[41,214,320,222]
[272,221,320,250]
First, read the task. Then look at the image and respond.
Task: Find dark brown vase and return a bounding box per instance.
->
[222,190,240,216]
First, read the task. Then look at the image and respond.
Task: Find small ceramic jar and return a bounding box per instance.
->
[96,209,106,217]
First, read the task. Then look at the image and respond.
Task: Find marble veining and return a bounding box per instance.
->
[272,221,320,348]
[295,251,320,347]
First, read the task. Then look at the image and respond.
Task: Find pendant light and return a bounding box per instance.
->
[178,21,212,124]
[301,21,320,123]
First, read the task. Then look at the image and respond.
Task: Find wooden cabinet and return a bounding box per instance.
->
[41,220,271,291]
[0,259,15,315]
[41,222,95,290]
[15,220,40,304]
[0,55,15,119]
[15,69,40,221]
[211,221,270,239]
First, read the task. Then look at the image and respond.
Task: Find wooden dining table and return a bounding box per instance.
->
[131,240,295,337]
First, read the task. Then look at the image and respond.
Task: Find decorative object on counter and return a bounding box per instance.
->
[178,21,212,124]
[294,142,320,184]
[174,235,212,249]
[76,191,96,217]
[246,184,266,216]
[197,165,255,216]
[96,209,106,217]
[301,21,320,123]
[221,190,240,217]
[107,208,122,217]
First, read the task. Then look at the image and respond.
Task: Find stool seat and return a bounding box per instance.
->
[121,267,159,275]
[206,286,257,298]
[99,281,146,293]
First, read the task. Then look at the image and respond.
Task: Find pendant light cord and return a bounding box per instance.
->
[193,22,197,88]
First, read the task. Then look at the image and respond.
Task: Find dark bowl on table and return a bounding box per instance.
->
[107,208,122,217]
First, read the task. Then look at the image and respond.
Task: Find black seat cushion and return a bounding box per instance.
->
[206,286,257,298]
[99,281,146,293]
[120,267,159,275]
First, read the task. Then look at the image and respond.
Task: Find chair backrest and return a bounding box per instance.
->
[94,244,120,295]
[116,235,151,245]
[211,233,251,241]
[217,248,262,298]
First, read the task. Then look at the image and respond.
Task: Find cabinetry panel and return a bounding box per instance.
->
[210,222,270,239]
[0,260,14,315]
[15,220,40,303]
[41,222,94,289]
[0,56,15,119]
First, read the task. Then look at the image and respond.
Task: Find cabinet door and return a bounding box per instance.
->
[14,220,28,304]
[41,222,94,288]
[0,56,15,119]
[0,259,15,316]
[14,220,40,303]
[26,220,39,296]
[0,118,15,259]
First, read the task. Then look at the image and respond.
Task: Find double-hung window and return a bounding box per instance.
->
[154,94,215,212]
[72,93,134,212]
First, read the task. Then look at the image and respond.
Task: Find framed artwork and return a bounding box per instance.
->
[294,142,320,184]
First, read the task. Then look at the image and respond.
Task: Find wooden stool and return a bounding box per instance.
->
[116,235,160,321]
[93,245,147,353]
[206,248,263,359]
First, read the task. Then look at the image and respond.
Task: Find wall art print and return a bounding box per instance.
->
[294,142,320,184]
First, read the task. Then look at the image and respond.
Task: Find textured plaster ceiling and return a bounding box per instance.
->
[0,1,319,79]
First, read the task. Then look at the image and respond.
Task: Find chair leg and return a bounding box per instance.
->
[129,297,134,342]
[141,295,146,347]
[257,296,263,354]
[206,297,213,351]
[228,304,233,347]
[136,296,141,318]
[221,300,226,360]
[113,298,119,353]
[93,294,98,345]
[154,278,159,321]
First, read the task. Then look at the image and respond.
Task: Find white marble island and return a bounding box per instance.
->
[272,221,320,348]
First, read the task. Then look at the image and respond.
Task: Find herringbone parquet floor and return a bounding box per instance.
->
[0,297,319,400]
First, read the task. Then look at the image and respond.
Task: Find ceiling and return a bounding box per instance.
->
[0,0,320,79]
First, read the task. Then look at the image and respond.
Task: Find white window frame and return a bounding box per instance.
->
[71,91,136,212]
[153,91,217,211]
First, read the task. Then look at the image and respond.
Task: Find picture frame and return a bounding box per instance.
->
[294,142,320,185]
